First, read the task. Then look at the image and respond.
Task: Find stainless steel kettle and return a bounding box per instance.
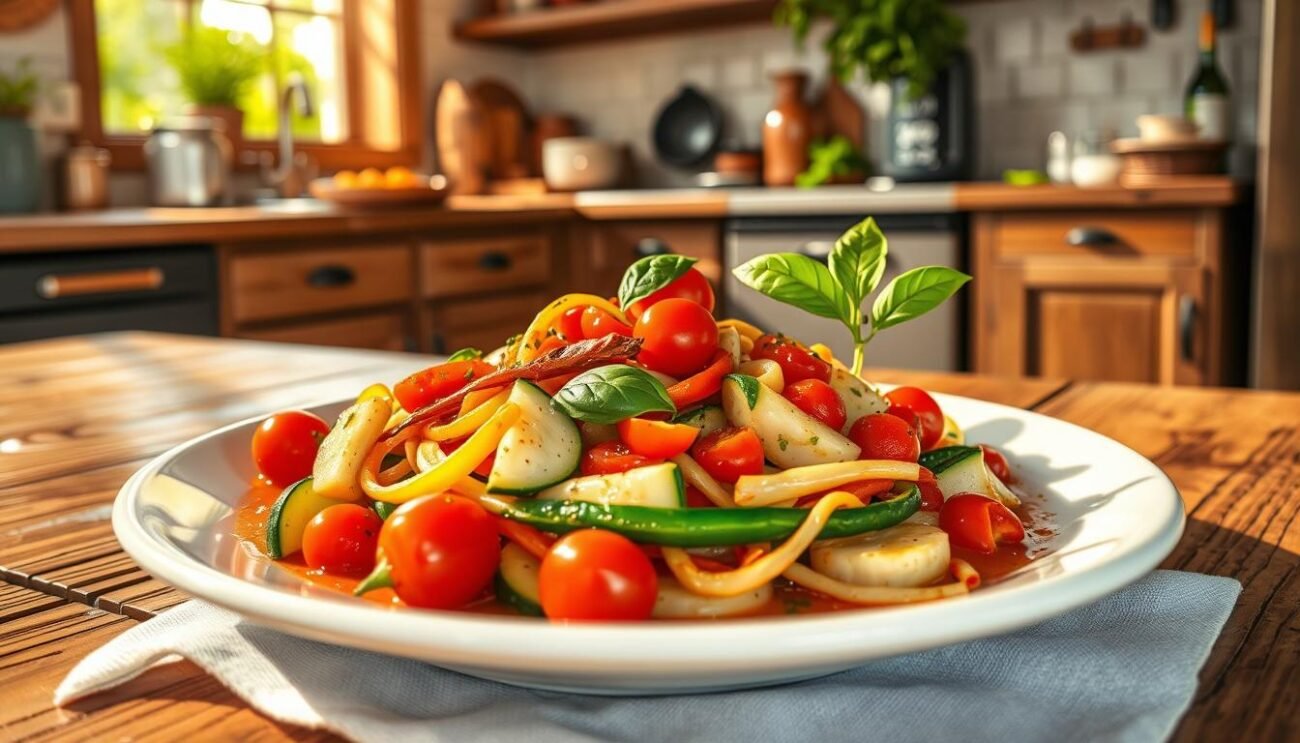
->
[143,117,233,206]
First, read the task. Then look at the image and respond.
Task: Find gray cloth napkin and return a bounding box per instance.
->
[56,570,1239,743]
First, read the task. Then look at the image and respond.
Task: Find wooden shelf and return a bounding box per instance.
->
[453,0,779,48]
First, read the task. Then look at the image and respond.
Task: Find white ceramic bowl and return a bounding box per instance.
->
[542,137,622,192]
[114,391,1183,695]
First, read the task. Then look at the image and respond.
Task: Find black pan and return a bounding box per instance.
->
[652,85,723,168]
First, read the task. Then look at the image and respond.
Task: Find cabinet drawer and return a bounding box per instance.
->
[419,236,551,299]
[990,211,1204,261]
[238,312,412,352]
[427,290,548,355]
[228,245,412,324]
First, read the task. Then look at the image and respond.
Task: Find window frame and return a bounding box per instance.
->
[67,0,423,171]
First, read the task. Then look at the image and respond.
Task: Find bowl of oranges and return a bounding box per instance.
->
[309,167,450,207]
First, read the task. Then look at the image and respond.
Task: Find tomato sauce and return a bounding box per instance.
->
[233,483,1053,620]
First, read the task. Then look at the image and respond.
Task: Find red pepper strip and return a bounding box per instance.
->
[795,479,894,508]
[495,517,555,561]
[665,350,733,410]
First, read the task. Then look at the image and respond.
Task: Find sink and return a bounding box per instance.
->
[253,197,332,214]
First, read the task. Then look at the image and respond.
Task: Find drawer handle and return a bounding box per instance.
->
[37,267,164,299]
[477,251,512,272]
[307,265,356,288]
[1066,227,1120,247]
[635,238,670,258]
[1178,294,1197,362]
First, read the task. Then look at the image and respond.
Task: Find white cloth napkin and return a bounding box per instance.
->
[56,570,1239,743]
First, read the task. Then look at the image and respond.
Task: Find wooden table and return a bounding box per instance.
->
[1,333,1295,741]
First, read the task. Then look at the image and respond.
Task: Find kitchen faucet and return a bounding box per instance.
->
[259,74,317,198]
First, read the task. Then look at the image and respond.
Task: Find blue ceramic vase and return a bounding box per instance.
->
[0,115,40,214]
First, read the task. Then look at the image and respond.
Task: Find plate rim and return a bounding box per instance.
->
[112,391,1185,680]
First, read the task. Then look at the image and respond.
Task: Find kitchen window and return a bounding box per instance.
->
[68,0,421,170]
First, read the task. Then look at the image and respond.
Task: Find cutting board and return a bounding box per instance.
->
[435,79,488,195]
[469,79,532,180]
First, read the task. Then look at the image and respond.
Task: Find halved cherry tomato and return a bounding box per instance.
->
[302,504,382,577]
[848,412,920,463]
[782,379,847,430]
[625,267,716,323]
[665,350,733,409]
[251,410,330,486]
[684,485,713,508]
[917,466,944,512]
[394,360,495,412]
[751,334,830,384]
[938,493,1026,554]
[633,298,718,377]
[617,417,699,459]
[885,386,944,451]
[539,529,658,621]
[981,444,1014,483]
[691,426,764,483]
[556,306,587,342]
[580,306,633,339]
[380,494,500,609]
[580,441,660,476]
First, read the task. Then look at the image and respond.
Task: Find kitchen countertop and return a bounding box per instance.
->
[0,178,1239,253]
[0,331,1294,740]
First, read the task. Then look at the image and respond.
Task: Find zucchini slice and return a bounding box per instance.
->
[536,462,685,508]
[721,374,860,468]
[924,446,1020,507]
[266,477,338,559]
[495,542,543,617]
[827,363,888,434]
[487,381,582,495]
[673,405,727,439]
[313,397,391,500]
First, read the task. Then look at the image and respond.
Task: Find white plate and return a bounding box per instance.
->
[113,392,1184,694]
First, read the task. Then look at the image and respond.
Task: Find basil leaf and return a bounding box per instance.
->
[618,254,697,308]
[550,364,676,424]
[870,266,972,331]
[829,217,888,310]
[732,253,849,322]
[446,347,482,362]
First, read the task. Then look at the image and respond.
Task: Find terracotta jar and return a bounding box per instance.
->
[762,71,812,186]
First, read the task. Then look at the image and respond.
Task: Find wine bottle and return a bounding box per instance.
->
[1183,10,1231,141]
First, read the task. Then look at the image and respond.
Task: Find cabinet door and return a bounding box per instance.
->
[426,290,551,356]
[575,221,722,298]
[983,262,1206,384]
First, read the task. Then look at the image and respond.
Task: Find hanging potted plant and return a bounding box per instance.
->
[776,0,972,182]
[164,26,263,147]
[0,57,41,214]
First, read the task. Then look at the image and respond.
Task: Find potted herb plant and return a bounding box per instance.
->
[776,0,973,181]
[164,26,263,146]
[0,56,41,214]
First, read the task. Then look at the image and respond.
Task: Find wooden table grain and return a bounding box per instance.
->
[0,332,1295,741]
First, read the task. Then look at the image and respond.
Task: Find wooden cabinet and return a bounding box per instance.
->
[972,208,1236,385]
[226,243,414,325]
[571,220,722,298]
[237,312,413,352]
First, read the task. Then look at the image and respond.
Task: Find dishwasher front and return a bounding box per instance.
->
[723,214,964,372]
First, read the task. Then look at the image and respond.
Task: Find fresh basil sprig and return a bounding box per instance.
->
[732,217,970,376]
[618,254,697,309]
[446,347,483,362]
[550,364,676,424]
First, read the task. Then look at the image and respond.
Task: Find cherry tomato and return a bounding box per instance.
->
[394,360,494,412]
[302,504,382,577]
[538,529,658,621]
[557,306,587,342]
[580,306,633,339]
[751,334,830,384]
[580,441,660,476]
[981,444,1014,483]
[917,466,944,512]
[633,298,718,377]
[691,426,765,483]
[684,485,714,508]
[938,493,1026,554]
[885,386,945,451]
[617,417,699,459]
[848,413,920,463]
[782,379,847,430]
[625,267,716,323]
[251,410,330,486]
[379,494,500,609]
